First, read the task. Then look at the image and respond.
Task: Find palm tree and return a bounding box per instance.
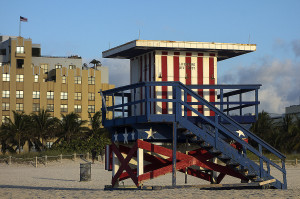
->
[251,111,274,141]
[278,114,297,152]
[55,112,89,144]
[88,111,102,134]
[31,109,59,150]
[1,111,32,154]
[292,116,300,152]
[88,111,110,160]
[82,63,88,68]
[89,59,101,67]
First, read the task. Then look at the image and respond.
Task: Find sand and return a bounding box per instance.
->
[1,159,300,199]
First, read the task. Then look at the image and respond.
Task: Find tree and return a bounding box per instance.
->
[88,111,110,159]
[0,111,32,154]
[89,59,102,67]
[292,116,300,151]
[82,63,88,68]
[55,112,89,145]
[251,110,274,141]
[31,109,59,150]
[277,114,297,152]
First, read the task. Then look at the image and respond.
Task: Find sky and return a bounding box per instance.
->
[1,0,300,114]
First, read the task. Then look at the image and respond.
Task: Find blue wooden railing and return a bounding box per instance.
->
[100,81,286,189]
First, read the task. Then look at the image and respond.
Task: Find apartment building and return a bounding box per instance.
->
[0,35,114,125]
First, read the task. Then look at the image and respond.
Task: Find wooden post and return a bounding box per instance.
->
[211,158,217,184]
[98,155,101,162]
[296,158,298,165]
[172,122,177,187]
[8,156,12,165]
[45,155,47,166]
[137,141,144,178]
[112,149,119,187]
[73,153,76,161]
[35,156,38,168]
[86,152,89,160]
[185,138,188,184]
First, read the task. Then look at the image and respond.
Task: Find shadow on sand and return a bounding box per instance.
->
[0,185,101,191]
[33,177,77,182]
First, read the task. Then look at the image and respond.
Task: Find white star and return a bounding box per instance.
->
[114,131,118,142]
[123,128,128,144]
[131,131,135,140]
[236,130,245,137]
[145,127,157,139]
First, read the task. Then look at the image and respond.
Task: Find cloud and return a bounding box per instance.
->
[292,40,300,57]
[219,57,300,113]
[101,58,130,87]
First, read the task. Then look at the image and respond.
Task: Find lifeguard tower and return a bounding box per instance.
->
[101,40,287,190]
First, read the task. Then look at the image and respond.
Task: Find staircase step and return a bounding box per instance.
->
[227,161,240,167]
[246,174,258,180]
[209,149,222,156]
[201,145,213,150]
[185,134,196,139]
[218,155,231,162]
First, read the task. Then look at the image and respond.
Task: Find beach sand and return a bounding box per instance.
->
[0,159,300,199]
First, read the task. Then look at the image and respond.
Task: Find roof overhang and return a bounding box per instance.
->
[102,40,256,61]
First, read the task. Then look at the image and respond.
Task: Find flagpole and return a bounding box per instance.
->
[19,19,21,37]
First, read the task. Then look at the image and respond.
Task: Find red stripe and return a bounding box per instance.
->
[162,52,168,114]
[174,52,179,81]
[197,53,204,114]
[209,54,215,116]
[186,53,192,116]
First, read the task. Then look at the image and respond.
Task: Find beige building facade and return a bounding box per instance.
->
[0,36,114,126]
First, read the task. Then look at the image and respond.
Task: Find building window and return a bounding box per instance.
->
[88,76,95,85]
[34,75,39,82]
[88,105,95,113]
[47,91,54,99]
[16,59,24,68]
[16,74,24,82]
[60,104,68,112]
[55,64,62,69]
[16,46,24,53]
[75,92,81,100]
[74,76,81,84]
[2,90,10,98]
[2,103,9,111]
[2,116,10,123]
[33,91,40,99]
[2,73,10,81]
[61,92,68,100]
[62,76,66,84]
[16,103,24,111]
[33,103,40,112]
[69,65,76,69]
[88,93,95,101]
[40,64,48,73]
[74,105,82,113]
[47,104,54,112]
[16,90,23,98]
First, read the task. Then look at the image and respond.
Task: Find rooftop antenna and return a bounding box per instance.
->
[248,34,251,44]
[138,29,140,40]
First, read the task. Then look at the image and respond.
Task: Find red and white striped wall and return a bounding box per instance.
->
[130,51,217,116]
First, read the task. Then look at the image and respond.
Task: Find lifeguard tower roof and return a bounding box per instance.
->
[102,40,256,61]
